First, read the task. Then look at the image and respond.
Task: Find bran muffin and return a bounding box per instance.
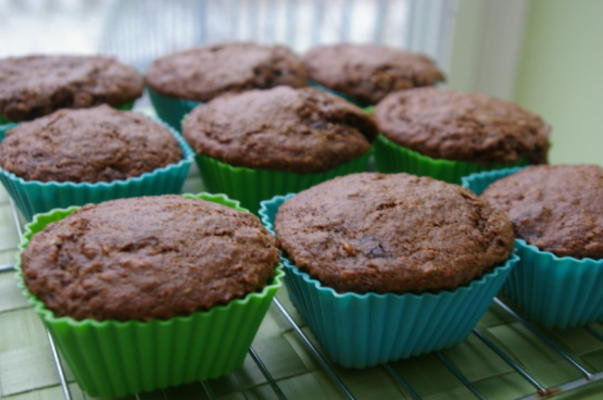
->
[146,42,308,102]
[481,164,603,258]
[183,86,377,173]
[0,105,182,182]
[303,43,444,105]
[375,88,550,165]
[0,54,143,122]
[20,195,279,321]
[275,172,514,294]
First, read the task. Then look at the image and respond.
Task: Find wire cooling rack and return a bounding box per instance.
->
[0,165,602,400]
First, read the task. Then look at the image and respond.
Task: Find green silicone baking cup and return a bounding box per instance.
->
[15,192,284,398]
[0,100,134,125]
[374,135,530,184]
[0,116,194,221]
[463,167,603,328]
[195,151,371,214]
[147,86,201,131]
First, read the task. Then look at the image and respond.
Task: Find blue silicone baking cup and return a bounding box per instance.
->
[147,86,201,131]
[463,168,603,328]
[0,118,194,221]
[259,194,518,368]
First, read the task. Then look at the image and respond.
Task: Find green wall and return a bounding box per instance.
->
[514,0,602,164]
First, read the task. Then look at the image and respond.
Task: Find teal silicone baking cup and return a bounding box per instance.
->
[15,192,284,398]
[463,168,603,328]
[374,135,530,184]
[259,194,518,368]
[195,151,371,214]
[0,117,194,221]
[147,86,201,131]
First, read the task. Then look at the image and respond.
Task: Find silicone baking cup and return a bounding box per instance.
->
[260,194,518,368]
[15,192,285,398]
[195,151,371,214]
[0,117,194,221]
[147,86,201,131]
[463,168,603,328]
[374,135,529,184]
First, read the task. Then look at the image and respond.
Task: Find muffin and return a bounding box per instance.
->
[260,173,518,367]
[482,165,603,259]
[146,42,308,129]
[0,105,193,220]
[0,54,143,122]
[184,86,377,212]
[303,43,444,106]
[17,194,283,397]
[374,88,551,183]
[467,165,603,328]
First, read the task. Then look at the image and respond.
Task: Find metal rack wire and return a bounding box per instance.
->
[2,194,602,400]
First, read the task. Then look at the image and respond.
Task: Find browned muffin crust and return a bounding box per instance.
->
[0,105,182,182]
[276,173,514,294]
[375,88,550,164]
[481,164,603,258]
[0,55,143,122]
[183,86,377,173]
[21,195,280,321]
[146,42,308,101]
[303,43,444,105]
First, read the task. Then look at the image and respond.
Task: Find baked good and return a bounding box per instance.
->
[275,172,514,293]
[303,43,444,105]
[146,42,308,102]
[0,105,182,182]
[183,86,377,173]
[0,55,143,122]
[375,87,550,164]
[20,195,279,321]
[481,164,603,258]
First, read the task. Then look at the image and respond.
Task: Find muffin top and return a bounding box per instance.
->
[276,173,514,294]
[481,164,603,258]
[21,195,279,321]
[303,43,444,105]
[0,55,143,122]
[375,88,551,164]
[146,42,308,101]
[0,105,182,183]
[183,86,377,173]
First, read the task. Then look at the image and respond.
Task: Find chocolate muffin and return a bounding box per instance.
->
[0,55,143,122]
[0,105,182,182]
[146,42,308,102]
[183,86,377,173]
[375,88,551,165]
[275,172,514,294]
[481,164,603,258]
[303,43,444,105]
[20,195,279,321]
